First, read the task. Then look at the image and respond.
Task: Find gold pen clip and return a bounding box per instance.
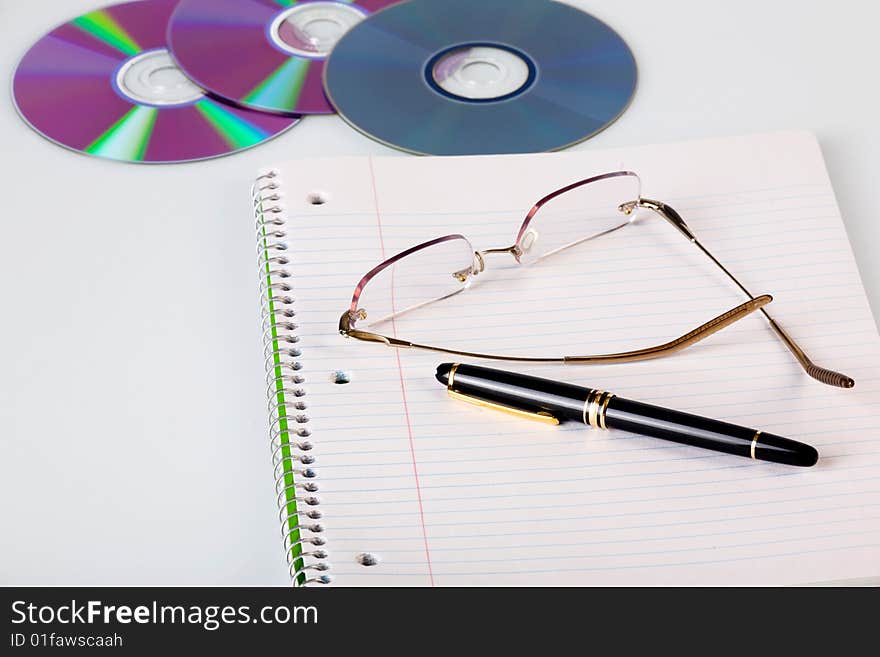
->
[447,390,560,425]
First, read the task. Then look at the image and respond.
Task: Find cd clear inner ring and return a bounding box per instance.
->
[270,2,367,58]
[429,45,534,101]
[115,49,203,107]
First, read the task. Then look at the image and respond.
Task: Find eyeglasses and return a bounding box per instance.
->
[339,171,854,389]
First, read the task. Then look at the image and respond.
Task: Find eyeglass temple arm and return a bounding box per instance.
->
[640,199,855,389]
[339,296,770,365]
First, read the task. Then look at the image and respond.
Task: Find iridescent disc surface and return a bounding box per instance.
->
[168,0,401,116]
[12,0,298,164]
[324,0,638,155]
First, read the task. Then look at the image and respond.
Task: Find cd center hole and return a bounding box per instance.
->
[147,66,188,91]
[460,61,504,85]
[302,18,344,43]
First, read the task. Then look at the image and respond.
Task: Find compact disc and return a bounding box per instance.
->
[168,0,401,115]
[324,0,638,155]
[12,0,298,164]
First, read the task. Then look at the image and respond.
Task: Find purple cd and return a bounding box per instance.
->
[168,0,402,116]
[12,0,299,164]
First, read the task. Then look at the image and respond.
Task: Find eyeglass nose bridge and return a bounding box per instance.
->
[472,245,521,276]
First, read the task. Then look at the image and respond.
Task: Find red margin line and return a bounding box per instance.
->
[367,157,435,586]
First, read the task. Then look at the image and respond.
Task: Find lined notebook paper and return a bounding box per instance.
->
[257,131,880,585]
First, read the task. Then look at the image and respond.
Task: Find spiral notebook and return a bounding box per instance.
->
[254,131,880,586]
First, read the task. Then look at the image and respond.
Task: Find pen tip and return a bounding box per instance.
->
[436,363,453,386]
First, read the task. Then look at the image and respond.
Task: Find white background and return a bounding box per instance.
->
[0,0,877,585]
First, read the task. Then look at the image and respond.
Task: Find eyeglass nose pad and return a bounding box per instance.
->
[520,228,539,253]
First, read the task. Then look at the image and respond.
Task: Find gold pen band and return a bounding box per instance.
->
[448,363,460,390]
[583,389,615,430]
[750,430,762,460]
[599,392,614,430]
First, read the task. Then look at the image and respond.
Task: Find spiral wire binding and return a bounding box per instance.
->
[253,171,331,586]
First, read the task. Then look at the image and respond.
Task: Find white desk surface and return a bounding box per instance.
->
[1,0,878,585]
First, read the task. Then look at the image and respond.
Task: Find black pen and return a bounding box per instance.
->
[436,363,819,467]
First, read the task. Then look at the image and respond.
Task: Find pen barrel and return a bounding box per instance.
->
[605,397,818,467]
[442,364,817,467]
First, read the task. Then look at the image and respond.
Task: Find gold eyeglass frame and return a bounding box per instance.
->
[339,171,855,389]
